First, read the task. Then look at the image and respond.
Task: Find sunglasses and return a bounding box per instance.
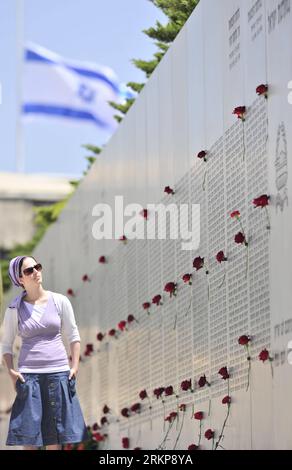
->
[22,263,43,276]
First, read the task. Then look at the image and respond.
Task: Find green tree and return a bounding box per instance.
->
[111,0,200,122]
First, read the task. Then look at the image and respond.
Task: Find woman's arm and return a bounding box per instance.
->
[1,308,25,388]
[60,295,81,379]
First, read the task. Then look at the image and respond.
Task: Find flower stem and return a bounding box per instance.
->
[215,404,231,450]
[173,412,185,450]
[264,206,271,230]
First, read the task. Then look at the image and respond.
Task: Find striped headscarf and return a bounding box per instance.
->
[8,256,28,288]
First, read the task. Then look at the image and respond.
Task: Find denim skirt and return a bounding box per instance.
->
[6,370,89,447]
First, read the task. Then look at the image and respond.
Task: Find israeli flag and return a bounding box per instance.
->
[22,42,135,130]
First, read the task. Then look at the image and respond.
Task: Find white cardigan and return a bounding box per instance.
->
[1,292,81,373]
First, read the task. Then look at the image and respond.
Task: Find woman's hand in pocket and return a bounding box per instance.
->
[9,369,25,391]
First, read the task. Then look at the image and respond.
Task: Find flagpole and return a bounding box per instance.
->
[16,0,24,172]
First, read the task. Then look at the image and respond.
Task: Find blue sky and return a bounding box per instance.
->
[0,0,166,177]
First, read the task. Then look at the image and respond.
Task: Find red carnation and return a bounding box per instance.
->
[82,274,90,282]
[103,405,110,414]
[131,403,141,413]
[198,375,210,388]
[92,422,100,431]
[188,444,199,450]
[230,210,241,219]
[256,84,268,98]
[179,403,186,412]
[233,106,246,121]
[140,209,148,219]
[253,194,270,208]
[153,387,165,399]
[164,386,174,396]
[164,282,177,297]
[127,314,136,323]
[204,429,214,440]
[99,256,106,264]
[96,332,104,341]
[164,186,175,195]
[118,320,127,331]
[182,273,192,285]
[180,379,192,391]
[193,256,204,271]
[119,235,127,243]
[92,432,105,442]
[238,335,250,346]
[218,367,230,380]
[216,251,227,263]
[222,395,231,405]
[108,328,116,337]
[152,294,163,306]
[234,231,248,246]
[139,389,148,400]
[194,411,204,420]
[121,408,130,418]
[85,343,93,352]
[122,437,130,449]
[143,302,151,311]
[259,348,270,362]
[197,150,207,162]
[100,416,108,425]
[67,288,75,297]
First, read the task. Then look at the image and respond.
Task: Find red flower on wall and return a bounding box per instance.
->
[216,251,227,263]
[140,209,148,219]
[108,328,117,338]
[127,314,136,323]
[234,232,248,246]
[131,403,141,413]
[152,294,163,306]
[180,379,194,393]
[122,437,130,449]
[153,387,165,399]
[82,274,90,282]
[222,395,231,405]
[103,405,110,414]
[218,366,230,380]
[194,411,204,421]
[119,235,127,244]
[164,386,174,397]
[121,408,130,418]
[99,256,106,264]
[193,256,207,273]
[118,320,127,331]
[259,348,274,378]
[142,302,151,314]
[100,416,108,426]
[165,411,177,422]
[96,332,104,342]
[233,106,246,121]
[84,343,94,356]
[188,444,199,450]
[238,335,250,346]
[204,429,215,440]
[139,389,148,400]
[256,84,268,98]
[164,186,175,195]
[198,375,211,388]
[164,282,177,297]
[197,150,207,162]
[253,194,271,229]
[67,288,75,297]
[182,273,192,285]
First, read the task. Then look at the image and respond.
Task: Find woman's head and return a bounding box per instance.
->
[8,256,43,289]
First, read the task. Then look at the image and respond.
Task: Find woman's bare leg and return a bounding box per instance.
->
[46,444,61,450]
[23,445,38,450]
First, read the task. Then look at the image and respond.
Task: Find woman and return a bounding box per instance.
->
[1,255,89,450]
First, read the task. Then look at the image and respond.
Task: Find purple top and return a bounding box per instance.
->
[16,291,69,371]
